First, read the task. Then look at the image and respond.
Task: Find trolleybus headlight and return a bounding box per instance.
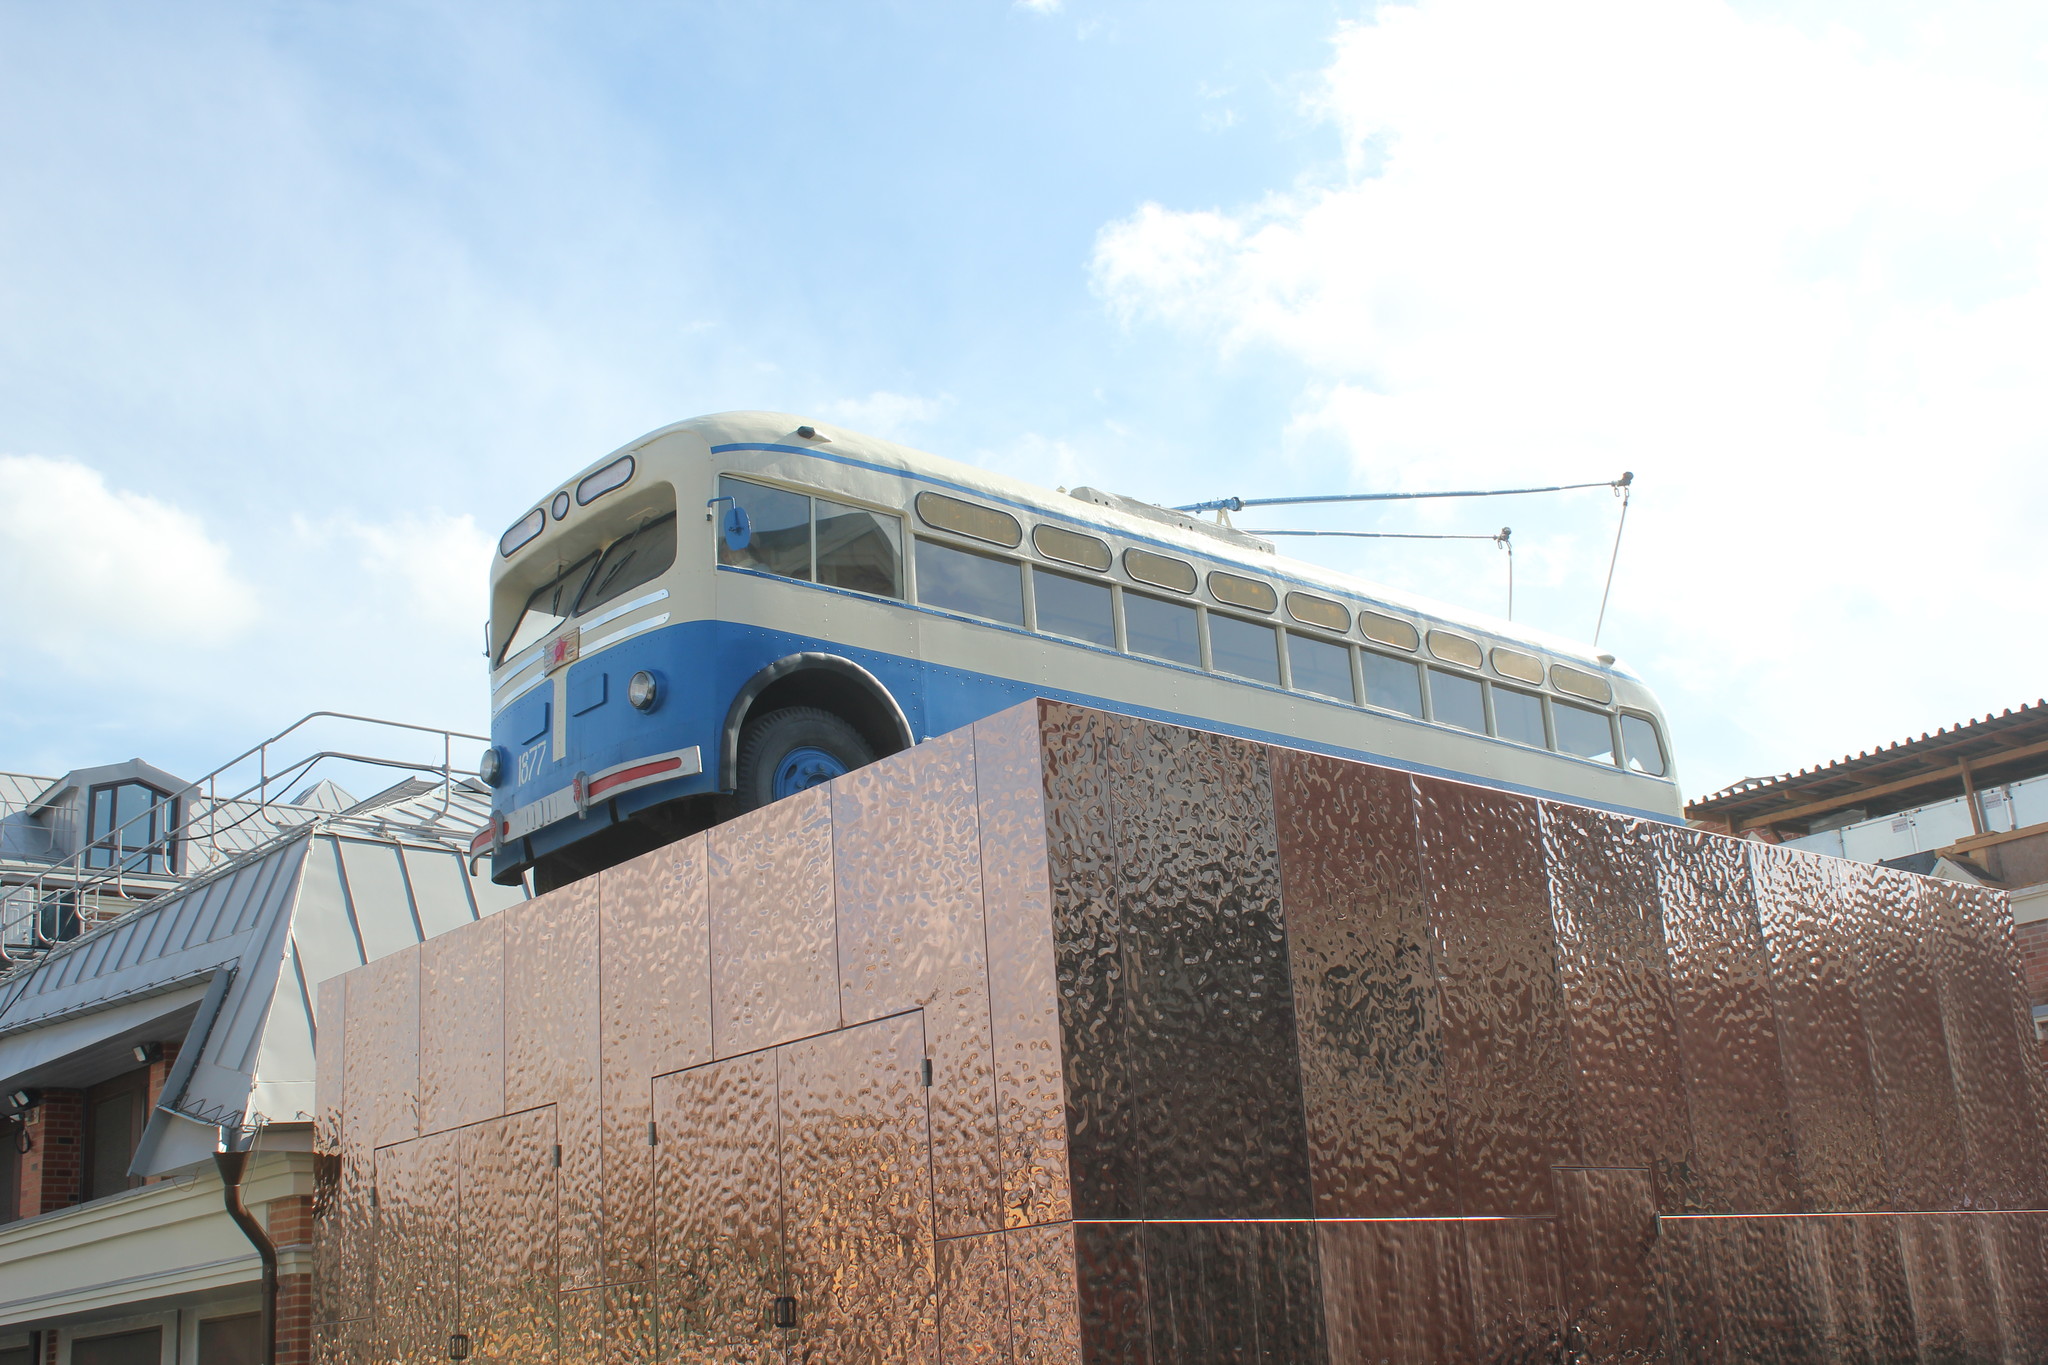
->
[628,670,660,712]
[478,746,505,786]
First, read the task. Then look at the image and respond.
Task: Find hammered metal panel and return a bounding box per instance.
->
[652,1050,784,1365]
[505,880,603,1289]
[330,1152,377,1329]
[1650,829,1800,1214]
[778,1013,937,1364]
[1460,1218,1562,1364]
[601,834,711,1285]
[1852,866,1966,1210]
[1987,1213,2048,1355]
[1651,1217,1726,1365]
[1040,704,1132,1222]
[1922,878,2048,1209]
[460,1106,560,1365]
[973,704,1071,1230]
[709,784,839,1057]
[1895,1216,1989,1364]
[1073,1223,1147,1365]
[832,727,1000,1238]
[1004,1221,1082,1365]
[373,1131,460,1365]
[1554,1167,1661,1362]
[1315,1220,1471,1365]
[418,913,504,1134]
[1138,1220,1328,1364]
[1702,1217,1825,1363]
[559,1283,654,1365]
[1542,803,1695,1198]
[1414,776,1574,1216]
[346,944,421,1149]
[936,1231,1011,1365]
[314,1317,371,1365]
[1750,846,1887,1212]
[1102,719,1310,1219]
[1272,750,1456,1218]
[314,975,351,1324]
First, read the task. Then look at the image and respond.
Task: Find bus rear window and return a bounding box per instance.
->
[719,478,813,580]
[816,500,902,598]
[1124,592,1200,667]
[1555,702,1616,764]
[1034,569,1115,648]
[575,514,677,615]
[916,539,1023,625]
[500,553,596,663]
[1621,714,1667,777]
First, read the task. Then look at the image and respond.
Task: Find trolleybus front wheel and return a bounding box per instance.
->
[732,706,876,812]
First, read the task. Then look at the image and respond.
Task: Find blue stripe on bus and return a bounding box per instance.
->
[708,440,1643,684]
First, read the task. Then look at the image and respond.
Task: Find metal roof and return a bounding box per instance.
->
[1686,699,2048,834]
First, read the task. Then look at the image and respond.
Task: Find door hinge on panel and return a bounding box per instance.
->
[772,1296,799,1329]
[552,1144,562,1168]
[921,1057,934,1087]
[648,1120,659,1146]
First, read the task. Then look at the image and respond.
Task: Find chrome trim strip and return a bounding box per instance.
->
[582,612,671,655]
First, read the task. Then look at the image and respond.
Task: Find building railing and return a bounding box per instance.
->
[0,712,488,967]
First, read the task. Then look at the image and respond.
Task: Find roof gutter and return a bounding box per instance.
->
[214,1145,278,1365]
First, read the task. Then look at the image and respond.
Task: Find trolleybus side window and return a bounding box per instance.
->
[1555,701,1618,764]
[501,552,598,663]
[1209,612,1280,685]
[1493,685,1547,748]
[1033,568,1116,648]
[1363,651,1424,718]
[718,477,904,598]
[1429,667,1486,733]
[1124,591,1200,667]
[815,499,903,597]
[1288,632,1354,701]
[718,477,814,580]
[915,538,1024,625]
[575,513,678,615]
[1620,713,1667,777]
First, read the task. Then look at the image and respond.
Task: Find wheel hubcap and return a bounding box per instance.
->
[772,745,848,798]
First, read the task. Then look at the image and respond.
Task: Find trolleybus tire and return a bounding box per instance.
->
[732,706,877,811]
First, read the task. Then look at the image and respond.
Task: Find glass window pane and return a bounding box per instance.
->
[575,455,634,506]
[87,1086,137,1199]
[1124,592,1200,667]
[1207,571,1276,613]
[717,477,812,581]
[1032,524,1111,571]
[915,491,1022,547]
[1363,652,1424,717]
[1358,610,1419,651]
[1555,702,1617,763]
[1123,548,1197,594]
[499,552,598,663]
[90,788,114,843]
[1209,614,1280,684]
[1494,687,1546,748]
[1289,633,1353,701]
[1550,663,1614,704]
[814,500,903,598]
[1285,592,1349,632]
[1427,631,1483,668]
[915,539,1024,625]
[1491,647,1544,685]
[1621,713,1668,776]
[71,1330,160,1365]
[199,1315,263,1365]
[1034,569,1115,648]
[1430,668,1486,732]
[575,514,677,615]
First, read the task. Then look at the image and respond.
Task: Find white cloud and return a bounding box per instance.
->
[1015,0,1063,13]
[0,455,259,663]
[1092,0,2048,794]
[294,511,495,640]
[827,391,954,442]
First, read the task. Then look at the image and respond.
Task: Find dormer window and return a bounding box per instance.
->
[86,781,176,874]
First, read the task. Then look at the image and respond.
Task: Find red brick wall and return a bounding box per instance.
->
[269,1193,315,1365]
[2017,918,2048,1066]
[18,1090,82,1216]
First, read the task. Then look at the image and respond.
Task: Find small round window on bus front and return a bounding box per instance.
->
[1032,524,1111,571]
[499,508,545,558]
[1357,610,1418,652]
[1285,592,1349,633]
[1123,548,1196,594]
[916,491,1022,548]
[1427,630,1483,669]
[1207,571,1276,614]
[576,455,635,506]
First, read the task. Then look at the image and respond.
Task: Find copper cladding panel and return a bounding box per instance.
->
[418,912,505,1134]
[709,784,839,1058]
[1003,1221,1082,1365]
[1272,750,1457,1219]
[373,1131,460,1365]
[1072,1223,1146,1365]
[652,1049,784,1365]
[1541,804,1694,1193]
[778,1013,938,1364]
[1853,866,1967,1209]
[314,1316,372,1365]
[1414,777,1575,1216]
[936,1231,1011,1365]
[1137,1221,1328,1363]
[600,835,711,1286]
[1460,1218,1562,1364]
[460,1106,560,1365]
[832,728,1001,1238]
[559,1283,654,1365]
[1750,846,1889,1212]
[1553,1167,1661,1361]
[1316,1220,1472,1365]
[1650,829,1801,1214]
[313,974,353,1324]
[346,944,421,1150]
[505,881,603,1290]
[1922,877,2048,1208]
[973,705,1071,1230]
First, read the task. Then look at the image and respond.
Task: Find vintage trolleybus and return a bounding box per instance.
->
[473,411,1680,888]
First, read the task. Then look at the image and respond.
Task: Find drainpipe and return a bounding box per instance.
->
[214,1146,278,1365]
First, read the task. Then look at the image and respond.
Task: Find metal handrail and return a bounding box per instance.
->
[0,712,488,962]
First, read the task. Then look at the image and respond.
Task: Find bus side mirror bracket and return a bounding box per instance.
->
[706,496,752,550]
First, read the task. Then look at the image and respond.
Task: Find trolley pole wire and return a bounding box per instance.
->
[1592,477,1633,645]
[1175,473,1630,514]
[1246,527,1515,619]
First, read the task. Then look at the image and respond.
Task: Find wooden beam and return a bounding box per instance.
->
[1730,734,2048,833]
[1959,756,1986,837]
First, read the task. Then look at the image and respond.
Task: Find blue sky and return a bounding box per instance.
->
[5,0,2047,802]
